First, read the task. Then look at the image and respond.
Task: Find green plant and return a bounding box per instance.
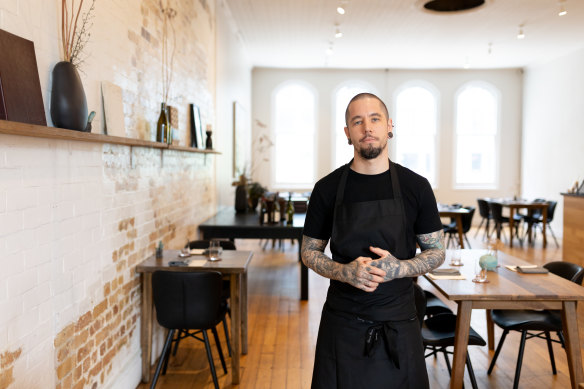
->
[247,182,267,201]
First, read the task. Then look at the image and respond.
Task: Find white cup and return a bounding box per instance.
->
[208,240,222,261]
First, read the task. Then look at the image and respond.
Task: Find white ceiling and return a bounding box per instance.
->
[224,0,584,69]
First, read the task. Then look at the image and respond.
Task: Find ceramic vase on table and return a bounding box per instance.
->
[50,61,88,131]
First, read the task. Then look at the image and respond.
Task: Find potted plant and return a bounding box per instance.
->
[247,182,267,211]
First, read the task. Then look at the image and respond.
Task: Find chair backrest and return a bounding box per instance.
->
[461,206,475,233]
[543,261,584,285]
[546,201,557,222]
[152,271,224,330]
[412,283,427,328]
[488,202,504,222]
[186,239,236,250]
[477,199,490,219]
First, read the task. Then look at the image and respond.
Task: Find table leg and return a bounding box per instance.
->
[450,301,472,389]
[241,271,248,355]
[542,206,548,248]
[486,309,494,350]
[140,273,153,383]
[561,301,583,389]
[455,214,465,249]
[508,207,515,248]
[230,274,241,384]
[299,240,308,300]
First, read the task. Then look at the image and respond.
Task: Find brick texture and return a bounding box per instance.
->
[0,0,217,387]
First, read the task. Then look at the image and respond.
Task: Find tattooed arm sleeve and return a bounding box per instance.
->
[301,235,387,292]
[370,229,446,282]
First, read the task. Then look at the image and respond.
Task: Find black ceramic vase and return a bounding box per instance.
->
[50,61,88,131]
[235,184,248,213]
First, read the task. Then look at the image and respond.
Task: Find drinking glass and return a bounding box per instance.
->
[450,249,463,266]
[472,256,489,283]
[208,239,222,261]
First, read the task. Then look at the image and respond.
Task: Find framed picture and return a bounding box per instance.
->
[189,104,204,149]
[233,101,251,178]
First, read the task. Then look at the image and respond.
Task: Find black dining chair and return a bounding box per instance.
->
[151,271,230,389]
[525,200,560,248]
[475,199,493,239]
[424,290,453,318]
[444,206,475,249]
[413,284,485,389]
[487,261,584,389]
[183,240,235,357]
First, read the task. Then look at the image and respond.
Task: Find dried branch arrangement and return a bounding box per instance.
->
[60,0,96,67]
[160,0,177,103]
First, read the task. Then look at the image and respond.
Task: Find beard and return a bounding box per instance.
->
[358,139,387,159]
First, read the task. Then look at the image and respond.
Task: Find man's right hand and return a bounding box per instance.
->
[343,257,387,292]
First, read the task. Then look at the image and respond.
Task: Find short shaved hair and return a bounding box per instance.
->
[344,93,389,127]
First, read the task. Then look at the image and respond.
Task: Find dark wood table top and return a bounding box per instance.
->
[136,249,253,274]
[425,249,584,302]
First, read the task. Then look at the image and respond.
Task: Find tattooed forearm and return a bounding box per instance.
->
[370,230,445,281]
[301,235,387,292]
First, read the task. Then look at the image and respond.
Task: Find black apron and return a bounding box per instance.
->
[311,161,429,389]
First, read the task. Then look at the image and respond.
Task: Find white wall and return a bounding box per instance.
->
[522,48,584,238]
[215,0,253,208]
[252,68,523,212]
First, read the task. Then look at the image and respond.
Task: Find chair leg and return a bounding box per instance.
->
[150,329,175,389]
[557,331,566,348]
[171,329,183,356]
[464,233,472,249]
[488,329,509,374]
[474,218,485,238]
[466,352,479,389]
[548,225,560,248]
[211,326,228,374]
[544,331,557,374]
[202,330,220,389]
[512,330,528,389]
[222,317,232,357]
[442,349,452,375]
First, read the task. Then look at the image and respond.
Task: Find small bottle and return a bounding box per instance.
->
[259,197,267,225]
[273,193,281,224]
[286,194,294,225]
[165,105,173,145]
[156,103,168,143]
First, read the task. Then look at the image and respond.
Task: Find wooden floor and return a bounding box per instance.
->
[137,227,583,389]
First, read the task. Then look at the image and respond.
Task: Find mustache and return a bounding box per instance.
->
[359,135,379,142]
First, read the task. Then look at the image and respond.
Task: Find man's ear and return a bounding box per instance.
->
[344,126,350,139]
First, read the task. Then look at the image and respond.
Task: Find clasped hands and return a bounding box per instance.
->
[345,246,399,292]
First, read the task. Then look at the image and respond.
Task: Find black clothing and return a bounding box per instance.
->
[306,161,439,389]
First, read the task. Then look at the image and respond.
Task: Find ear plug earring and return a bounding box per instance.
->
[348,138,352,145]
[388,132,393,139]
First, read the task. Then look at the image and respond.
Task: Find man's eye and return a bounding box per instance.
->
[353,120,362,125]
[371,118,379,122]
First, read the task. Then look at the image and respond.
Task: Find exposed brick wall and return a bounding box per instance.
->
[0,0,218,388]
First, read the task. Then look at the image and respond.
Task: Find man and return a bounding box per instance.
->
[302,92,445,389]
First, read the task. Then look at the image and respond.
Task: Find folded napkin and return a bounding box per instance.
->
[188,259,208,267]
[505,265,537,272]
[427,273,466,280]
[189,248,207,255]
[430,268,461,276]
[517,266,549,274]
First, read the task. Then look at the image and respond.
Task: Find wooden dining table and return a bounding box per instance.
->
[438,206,471,248]
[489,199,549,248]
[136,249,253,385]
[424,249,584,389]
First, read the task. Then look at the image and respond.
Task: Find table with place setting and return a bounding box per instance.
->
[423,249,584,389]
[136,249,253,385]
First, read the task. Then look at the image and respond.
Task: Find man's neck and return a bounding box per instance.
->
[350,152,390,175]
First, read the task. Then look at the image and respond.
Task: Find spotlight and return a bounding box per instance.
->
[337,6,345,14]
[517,25,525,40]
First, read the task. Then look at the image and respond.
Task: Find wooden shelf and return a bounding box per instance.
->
[0,119,220,154]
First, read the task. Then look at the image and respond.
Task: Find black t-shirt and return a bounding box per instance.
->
[304,162,442,242]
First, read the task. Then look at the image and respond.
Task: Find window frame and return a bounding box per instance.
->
[392,80,441,189]
[270,80,319,190]
[453,81,501,190]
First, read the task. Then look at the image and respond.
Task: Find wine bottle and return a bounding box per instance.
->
[273,193,281,224]
[156,103,168,143]
[286,194,294,225]
[165,105,173,145]
[259,197,267,225]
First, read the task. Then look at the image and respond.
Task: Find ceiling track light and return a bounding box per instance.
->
[517,25,525,40]
[335,27,343,38]
[337,6,345,14]
[558,1,567,16]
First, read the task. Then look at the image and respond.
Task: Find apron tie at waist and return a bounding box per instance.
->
[362,320,400,369]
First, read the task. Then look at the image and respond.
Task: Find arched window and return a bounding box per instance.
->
[273,83,316,187]
[333,83,377,168]
[394,85,438,186]
[455,83,498,187]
